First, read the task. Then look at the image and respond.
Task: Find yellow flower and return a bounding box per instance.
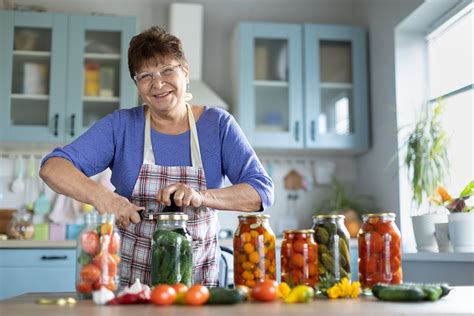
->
[349,281,361,298]
[327,286,342,299]
[338,278,351,296]
[277,282,291,299]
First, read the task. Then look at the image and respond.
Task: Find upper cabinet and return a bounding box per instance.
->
[233,22,369,152]
[0,11,137,143]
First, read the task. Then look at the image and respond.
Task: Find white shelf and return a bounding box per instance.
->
[254,80,289,87]
[13,50,51,58]
[403,252,474,262]
[84,53,120,60]
[11,93,49,100]
[83,96,119,102]
[320,82,353,89]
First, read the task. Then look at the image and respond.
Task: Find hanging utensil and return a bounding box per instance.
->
[9,155,25,194]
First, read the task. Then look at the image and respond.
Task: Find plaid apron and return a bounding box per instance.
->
[119,104,219,288]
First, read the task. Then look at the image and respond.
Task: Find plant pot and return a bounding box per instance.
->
[434,222,453,253]
[448,212,474,252]
[411,214,448,252]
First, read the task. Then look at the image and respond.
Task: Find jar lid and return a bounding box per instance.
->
[312,214,345,220]
[238,214,270,220]
[283,229,315,234]
[362,212,396,220]
[156,212,188,221]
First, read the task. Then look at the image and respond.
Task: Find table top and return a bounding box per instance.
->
[1,287,473,316]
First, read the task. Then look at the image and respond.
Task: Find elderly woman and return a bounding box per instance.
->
[40,26,274,288]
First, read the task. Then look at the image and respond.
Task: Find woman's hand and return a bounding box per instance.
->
[158,183,203,208]
[93,189,144,228]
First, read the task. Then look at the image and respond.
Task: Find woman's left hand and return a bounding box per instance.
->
[157,183,203,208]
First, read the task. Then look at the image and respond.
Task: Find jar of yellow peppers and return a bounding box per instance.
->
[233,215,276,287]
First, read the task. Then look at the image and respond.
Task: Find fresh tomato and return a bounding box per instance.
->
[80,264,101,283]
[151,285,177,305]
[172,283,188,304]
[251,280,278,302]
[184,284,210,306]
[81,231,99,255]
[76,279,93,294]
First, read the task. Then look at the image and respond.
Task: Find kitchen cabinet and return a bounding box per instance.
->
[0,248,76,300]
[233,22,369,151]
[0,11,136,143]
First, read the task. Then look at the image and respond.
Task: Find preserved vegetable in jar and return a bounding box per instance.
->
[358,213,402,288]
[7,209,34,240]
[280,229,318,287]
[312,215,351,282]
[233,214,276,287]
[151,212,193,287]
[76,213,121,299]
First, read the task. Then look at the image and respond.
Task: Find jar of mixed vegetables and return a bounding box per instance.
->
[280,229,318,287]
[233,214,276,287]
[76,213,121,299]
[312,215,351,282]
[151,212,193,287]
[358,213,402,288]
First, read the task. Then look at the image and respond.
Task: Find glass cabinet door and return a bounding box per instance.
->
[304,25,368,150]
[237,23,303,148]
[0,12,67,142]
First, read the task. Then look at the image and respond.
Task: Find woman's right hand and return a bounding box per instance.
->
[93,189,144,228]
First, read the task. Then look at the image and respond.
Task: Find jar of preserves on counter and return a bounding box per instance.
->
[281,229,318,287]
[312,215,351,281]
[7,209,34,240]
[358,213,402,288]
[151,212,193,287]
[76,212,121,299]
[233,214,276,287]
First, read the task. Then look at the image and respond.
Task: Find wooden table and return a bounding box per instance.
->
[1,287,473,316]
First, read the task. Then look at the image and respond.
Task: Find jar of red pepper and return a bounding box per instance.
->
[233,214,276,287]
[280,229,318,287]
[358,213,402,288]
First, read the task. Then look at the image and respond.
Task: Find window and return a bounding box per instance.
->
[426,3,473,195]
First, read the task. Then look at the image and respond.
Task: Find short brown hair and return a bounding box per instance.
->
[128,26,187,79]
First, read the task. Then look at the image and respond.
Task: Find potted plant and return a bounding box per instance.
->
[316,178,377,238]
[399,100,450,252]
[432,181,474,252]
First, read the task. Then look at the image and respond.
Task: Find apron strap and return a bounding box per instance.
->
[142,104,203,168]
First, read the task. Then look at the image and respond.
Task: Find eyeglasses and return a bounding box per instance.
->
[134,64,182,85]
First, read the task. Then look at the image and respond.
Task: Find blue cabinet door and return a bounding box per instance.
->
[304,24,369,151]
[0,11,68,142]
[66,15,137,142]
[235,22,304,148]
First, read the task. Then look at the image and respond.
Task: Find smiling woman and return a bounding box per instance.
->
[39,26,274,290]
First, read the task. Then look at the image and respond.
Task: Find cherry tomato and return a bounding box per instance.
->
[251,280,278,302]
[81,231,99,255]
[80,264,101,283]
[76,280,93,294]
[151,285,177,305]
[184,285,210,306]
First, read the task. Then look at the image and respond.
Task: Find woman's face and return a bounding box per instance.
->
[134,56,189,113]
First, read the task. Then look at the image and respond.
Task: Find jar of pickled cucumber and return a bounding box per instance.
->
[281,229,318,287]
[312,215,351,282]
[358,213,402,288]
[151,212,193,287]
[233,214,276,287]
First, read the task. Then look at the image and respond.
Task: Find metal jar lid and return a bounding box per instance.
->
[238,214,270,220]
[149,212,188,221]
[312,214,345,220]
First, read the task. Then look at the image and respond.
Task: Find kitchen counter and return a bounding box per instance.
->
[0,240,75,248]
[1,288,473,316]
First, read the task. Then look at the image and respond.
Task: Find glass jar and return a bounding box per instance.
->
[76,212,121,299]
[233,214,276,287]
[7,209,34,240]
[312,215,351,282]
[281,229,318,287]
[358,213,402,288]
[151,212,193,287]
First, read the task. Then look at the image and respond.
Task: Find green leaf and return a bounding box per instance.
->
[459,181,474,198]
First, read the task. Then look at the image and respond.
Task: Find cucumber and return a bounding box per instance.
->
[206,288,246,305]
[376,285,425,302]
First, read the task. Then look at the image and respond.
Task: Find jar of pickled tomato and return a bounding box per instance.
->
[358,213,402,288]
[233,214,276,287]
[280,229,318,287]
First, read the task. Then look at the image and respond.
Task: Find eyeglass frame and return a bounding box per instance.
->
[133,64,183,86]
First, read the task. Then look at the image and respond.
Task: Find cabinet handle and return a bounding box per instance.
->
[310,120,316,141]
[41,255,68,260]
[53,114,59,136]
[294,121,300,142]
[70,114,75,137]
